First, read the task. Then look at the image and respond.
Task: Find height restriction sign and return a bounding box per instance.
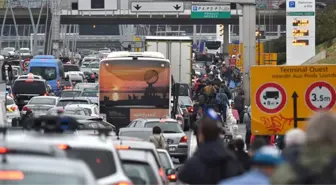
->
[305,81,336,111]
[251,65,336,135]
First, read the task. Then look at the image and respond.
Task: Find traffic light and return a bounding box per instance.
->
[219,24,224,36]
[256,30,265,39]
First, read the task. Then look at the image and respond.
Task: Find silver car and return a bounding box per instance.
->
[1,155,97,185]
[126,119,189,163]
[6,132,131,185]
[23,96,60,115]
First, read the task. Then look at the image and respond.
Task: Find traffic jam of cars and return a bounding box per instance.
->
[0,51,196,185]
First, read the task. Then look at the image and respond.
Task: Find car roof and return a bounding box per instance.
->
[62,89,83,92]
[14,79,45,83]
[66,104,96,108]
[119,127,153,132]
[113,139,156,151]
[31,96,59,100]
[2,155,91,176]
[6,132,117,150]
[118,149,156,163]
[59,97,90,101]
[134,118,178,122]
[0,140,66,157]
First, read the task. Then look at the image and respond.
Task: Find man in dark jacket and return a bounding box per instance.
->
[234,138,251,171]
[178,110,243,184]
[234,89,245,123]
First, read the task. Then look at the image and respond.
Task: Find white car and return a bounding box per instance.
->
[65,104,100,117]
[6,96,20,126]
[18,48,31,57]
[22,96,60,115]
[1,47,16,56]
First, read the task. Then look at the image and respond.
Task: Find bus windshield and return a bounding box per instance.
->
[205,41,221,50]
[100,60,170,108]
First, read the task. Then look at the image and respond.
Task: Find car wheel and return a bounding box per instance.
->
[178,156,187,163]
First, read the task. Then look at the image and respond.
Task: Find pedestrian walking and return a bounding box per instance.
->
[271,112,336,184]
[219,146,283,185]
[178,109,243,184]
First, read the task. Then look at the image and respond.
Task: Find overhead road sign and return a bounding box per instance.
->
[191,4,231,19]
[130,2,184,12]
[251,65,336,135]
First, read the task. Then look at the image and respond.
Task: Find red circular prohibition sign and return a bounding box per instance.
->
[305,81,336,112]
[256,83,287,114]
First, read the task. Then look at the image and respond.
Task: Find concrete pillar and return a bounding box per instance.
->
[50,0,61,57]
[242,4,256,106]
[239,16,243,43]
[223,24,229,59]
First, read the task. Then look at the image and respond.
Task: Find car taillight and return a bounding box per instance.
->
[10,106,17,111]
[180,136,188,143]
[187,107,194,113]
[113,181,133,185]
[0,147,8,154]
[22,106,30,111]
[56,144,70,150]
[168,174,177,180]
[42,93,47,96]
[159,168,165,177]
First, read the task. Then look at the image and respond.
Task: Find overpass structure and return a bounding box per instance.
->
[0,0,262,105]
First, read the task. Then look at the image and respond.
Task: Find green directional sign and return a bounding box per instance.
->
[191,4,231,19]
[287,12,315,16]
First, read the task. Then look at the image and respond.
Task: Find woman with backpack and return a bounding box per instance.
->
[149,126,166,149]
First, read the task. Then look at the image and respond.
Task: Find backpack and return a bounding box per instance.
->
[216,93,226,105]
[204,85,214,97]
[290,156,336,184]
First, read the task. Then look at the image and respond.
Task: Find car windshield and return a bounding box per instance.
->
[4,48,14,52]
[57,100,89,107]
[75,83,97,90]
[29,67,57,80]
[13,81,46,94]
[158,152,173,170]
[119,131,151,140]
[65,109,89,116]
[61,91,81,97]
[179,96,192,106]
[19,49,30,53]
[66,148,116,179]
[144,122,183,133]
[81,91,98,97]
[179,84,189,96]
[123,161,159,185]
[83,59,99,63]
[64,65,80,72]
[1,171,84,185]
[29,98,56,105]
[6,98,15,105]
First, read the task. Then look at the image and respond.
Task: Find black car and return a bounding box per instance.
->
[12,78,53,109]
[83,71,96,83]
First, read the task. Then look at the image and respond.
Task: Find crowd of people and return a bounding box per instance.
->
[177,110,336,184]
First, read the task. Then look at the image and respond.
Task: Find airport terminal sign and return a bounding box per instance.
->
[286,0,315,65]
[251,65,336,135]
[191,4,231,19]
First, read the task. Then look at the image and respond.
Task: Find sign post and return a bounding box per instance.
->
[286,0,315,65]
[191,4,231,19]
[251,65,336,135]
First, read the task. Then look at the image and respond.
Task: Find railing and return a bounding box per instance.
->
[2,0,48,8]
[1,0,284,10]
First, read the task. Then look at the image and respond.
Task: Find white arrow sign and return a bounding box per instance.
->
[131,2,184,12]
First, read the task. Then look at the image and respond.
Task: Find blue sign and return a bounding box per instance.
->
[192,6,198,11]
[289,1,295,8]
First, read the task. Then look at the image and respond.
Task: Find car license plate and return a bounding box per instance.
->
[168,147,176,152]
